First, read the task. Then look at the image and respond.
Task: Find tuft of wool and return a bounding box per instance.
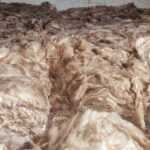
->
[60,109,150,150]
[0,41,51,149]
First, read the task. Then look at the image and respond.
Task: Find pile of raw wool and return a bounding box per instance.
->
[0,36,150,150]
[0,2,150,150]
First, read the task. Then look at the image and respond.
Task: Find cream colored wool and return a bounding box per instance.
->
[136,36,150,65]
[47,37,150,150]
[60,109,149,150]
[0,36,150,149]
[0,41,51,149]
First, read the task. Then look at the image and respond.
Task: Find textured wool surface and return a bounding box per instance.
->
[0,2,150,150]
[0,40,51,149]
[0,36,150,149]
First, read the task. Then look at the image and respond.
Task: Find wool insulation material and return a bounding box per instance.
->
[0,2,150,150]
